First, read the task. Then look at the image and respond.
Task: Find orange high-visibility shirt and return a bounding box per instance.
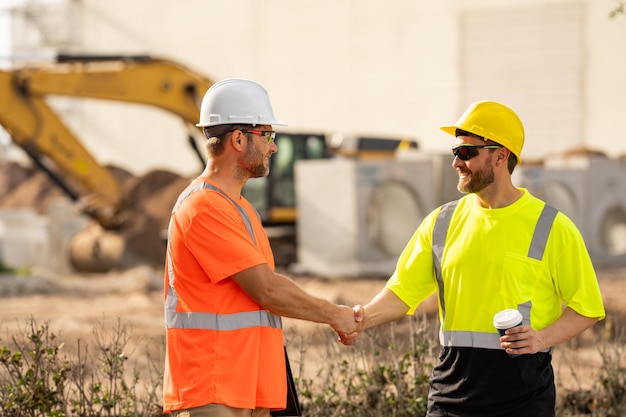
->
[163,177,286,413]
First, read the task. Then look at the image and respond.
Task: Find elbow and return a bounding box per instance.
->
[253,286,282,311]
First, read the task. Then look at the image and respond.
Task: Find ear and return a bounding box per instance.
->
[231,129,245,150]
[496,148,509,165]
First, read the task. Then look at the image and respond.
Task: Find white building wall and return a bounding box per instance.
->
[5,0,626,175]
[585,1,626,158]
[70,0,461,175]
[460,2,585,162]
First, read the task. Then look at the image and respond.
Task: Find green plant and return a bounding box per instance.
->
[1,311,625,416]
[556,315,626,417]
[69,318,162,417]
[0,317,164,417]
[0,320,70,417]
[0,261,25,275]
[292,313,435,417]
[590,325,626,416]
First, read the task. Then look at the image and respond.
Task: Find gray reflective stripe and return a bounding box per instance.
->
[440,329,502,350]
[440,328,551,353]
[518,301,532,326]
[165,291,282,330]
[432,200,459,321]
[528,204,558,260]
[431,200,558,351]
[164,181,281,331]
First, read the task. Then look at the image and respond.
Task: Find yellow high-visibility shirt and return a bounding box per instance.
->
[387,188,605,348]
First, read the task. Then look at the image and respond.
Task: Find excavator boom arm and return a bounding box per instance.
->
[0,70,125,226]
[0,55,214,228]
[15,55,213,123]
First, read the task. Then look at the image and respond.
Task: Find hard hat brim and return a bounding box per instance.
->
[440,125,457,137]
[196,119,288,128]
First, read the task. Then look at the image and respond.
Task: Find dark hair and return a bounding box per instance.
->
[203,124,253,155]
[507,153,518,174]
[455,128,483,140]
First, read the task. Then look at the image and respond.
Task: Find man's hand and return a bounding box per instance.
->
[336,305,365,346]
[332,289,410,346]
[498,325,547,355]
[500,307,600,355]
[331,305,363,335]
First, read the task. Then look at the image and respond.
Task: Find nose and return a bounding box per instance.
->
[452,155,464,169]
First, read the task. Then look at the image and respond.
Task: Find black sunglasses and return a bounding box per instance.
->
[452,144,503,161]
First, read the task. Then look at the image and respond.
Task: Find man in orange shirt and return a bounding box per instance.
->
[163,78,359,417]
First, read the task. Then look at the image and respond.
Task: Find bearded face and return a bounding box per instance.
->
[457,153,496,194]
[239,134,273,179]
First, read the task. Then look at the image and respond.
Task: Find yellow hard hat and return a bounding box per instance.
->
[440,101,524,164]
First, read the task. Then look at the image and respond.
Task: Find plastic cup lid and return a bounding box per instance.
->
[493,309,523,329]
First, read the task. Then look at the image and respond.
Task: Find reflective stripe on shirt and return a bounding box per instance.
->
[432,200,459,321]
[432,201,558,351]
[165,180,282,331]
[528,204,559,260]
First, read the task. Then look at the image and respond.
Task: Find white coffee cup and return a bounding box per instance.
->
[493,309,523,357]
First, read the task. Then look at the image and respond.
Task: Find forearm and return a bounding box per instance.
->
[232,264,347,328]
[262,273,341,324]
[537,307,600,349]
[361,288,410,331]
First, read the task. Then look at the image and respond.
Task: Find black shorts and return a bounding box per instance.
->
[426,347,555,417]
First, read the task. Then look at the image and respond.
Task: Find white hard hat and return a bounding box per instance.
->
[196,78,287,127]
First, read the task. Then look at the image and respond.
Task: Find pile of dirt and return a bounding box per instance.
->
[123,169,192,230]
[0,162,65,210]
[0,160,192,268]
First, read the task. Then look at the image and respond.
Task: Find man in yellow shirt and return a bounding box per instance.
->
[339,101,605,417]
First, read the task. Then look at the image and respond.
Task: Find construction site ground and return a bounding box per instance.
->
[1,160,625,410]
[0,266,625,401]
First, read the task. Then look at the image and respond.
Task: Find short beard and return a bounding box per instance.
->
[457,156,495,194]
[240,136,269,179]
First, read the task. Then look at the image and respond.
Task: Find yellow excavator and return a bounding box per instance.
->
[0,54,416,272]
[0,54,210,223]
[0,54,220,272]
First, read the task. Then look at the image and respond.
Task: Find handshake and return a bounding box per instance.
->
[326,288,409,344]
[332,304,366,346]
